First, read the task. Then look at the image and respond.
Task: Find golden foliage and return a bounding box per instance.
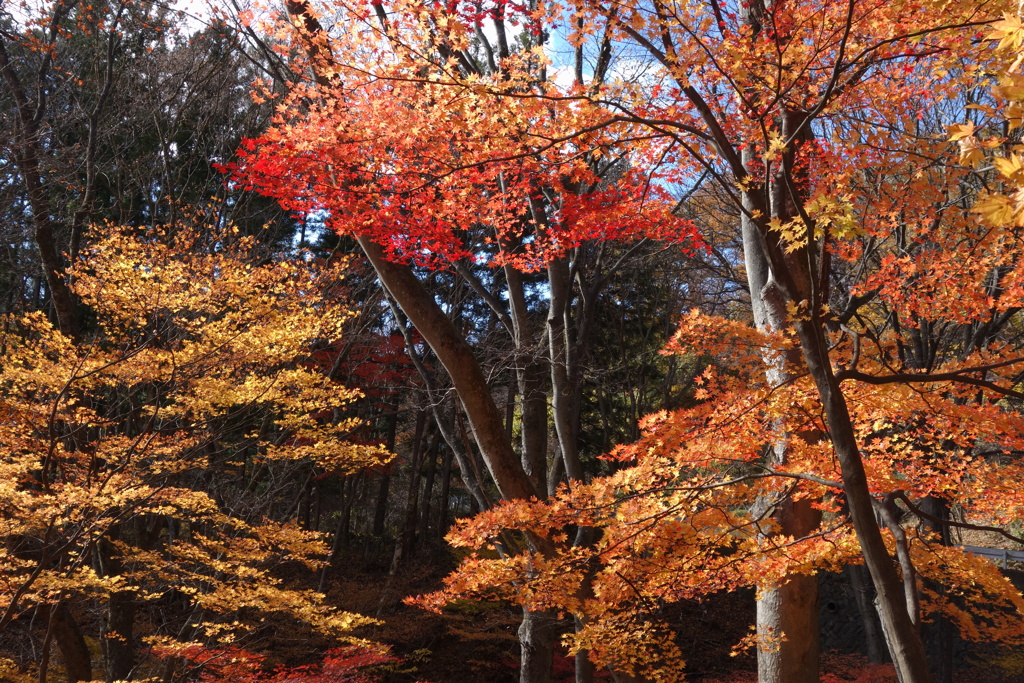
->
[0,221,389,656]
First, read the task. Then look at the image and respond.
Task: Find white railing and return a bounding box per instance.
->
[960,545,1024,568]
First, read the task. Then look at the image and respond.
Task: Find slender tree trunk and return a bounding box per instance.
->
[547,257,584,483]
[506,263,549,495]
[103,592,135,682]
[418,431,440,540]
[436,444,454,535]
[848,563,887,664]
[319,494,350,592]
[372,473,391,537]
[339,475,356,548]
[97,534,134,682]
[392,411,427,572]
[791,317,931,683]
[919,497,953,683]
[373,404,399,536]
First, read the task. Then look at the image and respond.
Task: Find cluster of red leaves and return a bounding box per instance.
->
[159,643,404,682]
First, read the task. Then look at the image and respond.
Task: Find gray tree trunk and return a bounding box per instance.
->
[741,148,820,683]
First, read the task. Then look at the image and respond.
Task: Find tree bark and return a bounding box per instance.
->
[40,602,92,683]
[505,262,549,494]
[392,411,427,572]
[97,533,135,682]
[357,237,556,682]
[418,429,440,540]
[919,497,953,683]
[741,129,820,683]
[548,257,585,483]
[358,237,540,503]
[0,22,79,337]
[519,607,557,683]
[102,591,135,682]
[791,317,931,683]
[436,443,454,535]
[373,403,400,537]
[848,564,887,664]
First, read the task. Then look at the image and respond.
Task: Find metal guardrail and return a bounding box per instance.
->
[960,545,1024,568]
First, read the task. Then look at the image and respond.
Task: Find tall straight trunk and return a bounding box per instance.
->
[373,406,399,537]
[372,473,391,537]
[97,534,134,682]
[741,141,820,683]
[436,444,454,535]
[504,262,549,494]
[103,592,135,682]
[727,2,820,677]
[392,411,427,571]
[418,432,440,540]
[320,489,351,592]
[548,256,597,683]
[919,497,953,683]
[547,257,584,482]
[519,607,557,683]
[338,475,356,547]
[848,563,887,664]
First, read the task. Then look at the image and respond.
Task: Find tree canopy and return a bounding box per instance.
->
[4,0,1024,681]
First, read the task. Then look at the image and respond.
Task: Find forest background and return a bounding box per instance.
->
[4,0,1024,682]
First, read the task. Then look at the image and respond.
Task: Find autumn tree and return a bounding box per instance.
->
[226,2,712,681]
[224,1,1024,682]
[0,219,388,681]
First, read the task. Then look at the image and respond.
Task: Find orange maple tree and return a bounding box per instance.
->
[228,0,1024,680]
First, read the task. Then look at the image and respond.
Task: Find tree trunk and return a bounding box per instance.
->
[792,316,931,683]
[506,263,549,494]
[741,156,820,683]
[919,497,953,683]
[373,473,391,537]
[418,430,440,540]
[97,533,135,682]
[848,563,887,664]
[373,404,399,536]
[436,443,454,535]
[519,607,556,683]
[547,257,585,483]
[0,25,79,338]
[392,411,427,572]
[103,592,135,682]
[40,602,92,683]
